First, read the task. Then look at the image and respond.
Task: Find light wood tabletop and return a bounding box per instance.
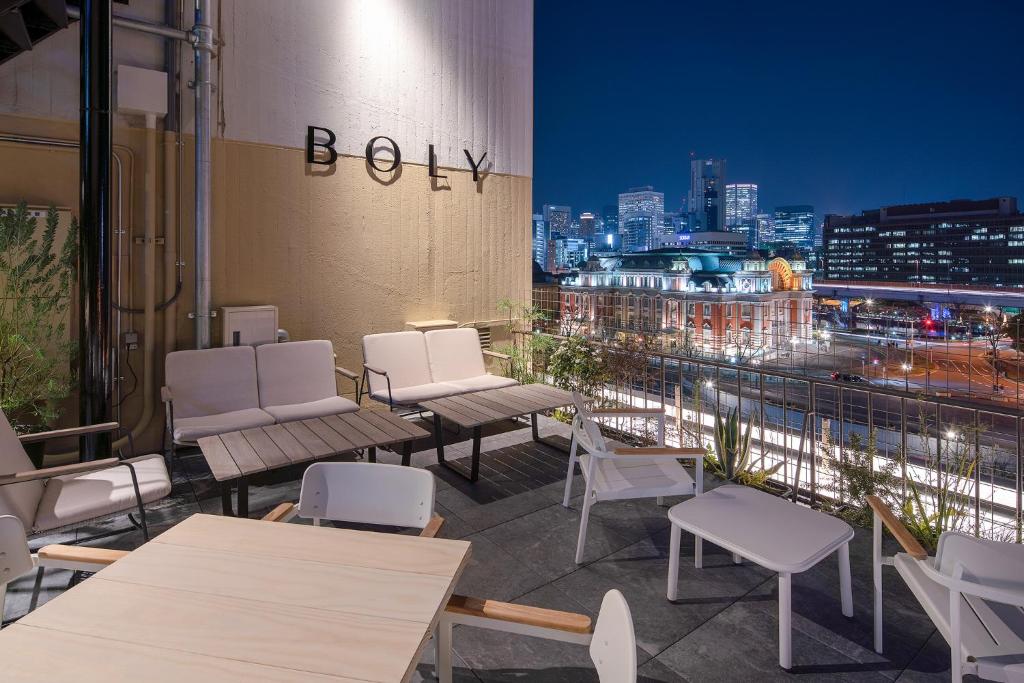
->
[0,514,472,683]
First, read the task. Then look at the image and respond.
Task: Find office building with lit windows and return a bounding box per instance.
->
[543,204,572,238]
[823,197,1024,286]
[532,213,547,268]
[725,183,758,242]
[773,205,815,250]
[618,187,665,252]
[689,158,727,231]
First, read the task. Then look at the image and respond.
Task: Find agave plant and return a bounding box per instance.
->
[710,406,754,481]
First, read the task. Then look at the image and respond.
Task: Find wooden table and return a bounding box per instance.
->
[198,411,429,517]
[0,514,471,682]
[420,384,575,482]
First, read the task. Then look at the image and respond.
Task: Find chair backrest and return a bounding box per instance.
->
[256,340,337,408]
[936,531,1024,589]
[0,514,33,589]
[589,589,637,683]
[297,462,436,529]
[361,331,433,395]
[571,392,608,454]
[424,328,486,382]
[165,346,261,419]
[0,411,44,530]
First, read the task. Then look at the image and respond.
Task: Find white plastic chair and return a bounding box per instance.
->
[564,392,705,563]
[261,462,443,537]
[438,588,637,683]
[1,514,130,623]
[869,496,1024,681]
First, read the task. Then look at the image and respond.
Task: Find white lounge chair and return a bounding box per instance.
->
[868,496,1024,681]
[564,392,705,563]
[260,461,444,537]
[255,340,360,422]
[424,328,516,392]
[361,331,464,409]
[438,589,637,683]
[1,514,130,622]
[163,345,275,462]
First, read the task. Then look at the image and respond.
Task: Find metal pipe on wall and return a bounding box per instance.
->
[192,0,214,349]
[78,0,114,460]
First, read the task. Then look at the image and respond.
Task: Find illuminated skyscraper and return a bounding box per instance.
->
[579,212,596,247]
[543,204,572,239]
[773,205,816,251]
[618,187,665,252]
[688,158,726,232]
[725,183,758,243]
[755,213,774,248]
[532,213,547,268]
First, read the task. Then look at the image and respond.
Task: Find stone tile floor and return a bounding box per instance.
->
[2,414,955,681]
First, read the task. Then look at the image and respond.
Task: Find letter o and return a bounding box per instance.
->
[364,136,401,173]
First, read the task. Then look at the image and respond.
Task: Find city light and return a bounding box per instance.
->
[865,298,874,306]
[945,430,958,440]
[901,363,911,371]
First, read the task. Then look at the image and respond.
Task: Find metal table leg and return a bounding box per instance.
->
[220,481,235,516]
[531,412,574,454]
[401,440,413,467]
[237,476,249,518]
[434,414,446,464]
[367,446,377,463]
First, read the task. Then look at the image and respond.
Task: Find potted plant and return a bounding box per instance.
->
[0,203,78,467]
[706,406,785,493]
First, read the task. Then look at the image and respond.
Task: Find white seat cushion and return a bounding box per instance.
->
[424,328,487,381]
[172,408,275,442]
[447,374,519,392]
[33,454,171,533]
[165,346,262,418]
[370,382,463,406]
[263,396,359,423]
[256,340,339,408]
[582,454,695,500]
[362,332,434,397]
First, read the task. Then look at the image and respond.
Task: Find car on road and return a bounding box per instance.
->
[830,372,866,383]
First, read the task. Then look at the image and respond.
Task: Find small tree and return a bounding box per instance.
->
[0,203,78,430]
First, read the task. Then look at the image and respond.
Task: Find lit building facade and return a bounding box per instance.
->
[823,197,1024,286]
[579,212,596,247]
[755,213,775,248]
[532,213,547,268]
[618,187,665,252]
[689,158,727,232]
[559,249,813,359]
[543,204,572,238]
[773,205,815,250]
[725,183,758,242]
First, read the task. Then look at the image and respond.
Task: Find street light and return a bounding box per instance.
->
[901,362,911,391]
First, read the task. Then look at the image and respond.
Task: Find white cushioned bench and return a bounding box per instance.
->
[362,329,516,409]
[163,341,359,462]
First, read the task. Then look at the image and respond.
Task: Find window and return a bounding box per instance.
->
[702,303,711,317]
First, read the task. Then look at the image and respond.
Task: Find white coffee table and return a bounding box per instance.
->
[666,484,855,669]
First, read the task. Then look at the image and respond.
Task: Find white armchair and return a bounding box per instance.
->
[564,392,705,564]
[869,495,1024,681]
[424,328,517,392]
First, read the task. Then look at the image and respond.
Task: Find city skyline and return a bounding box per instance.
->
[533,0,1024,218]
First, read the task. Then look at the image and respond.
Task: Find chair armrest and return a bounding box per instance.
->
[261,502,298,523]
[161,386,172,403]
[419,515,445,538]
[866,495,927,560]
[37,545,129,567]
[335,366,359,381]
[445,595,593,635]
[363,364,388,377]
[590,407,665,417]
[0,457,122,485]
[611,446,705,459]
[482,349,511,361]
[18,422,120,444]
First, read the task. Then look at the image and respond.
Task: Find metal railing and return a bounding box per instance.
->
[521,289,1024,543]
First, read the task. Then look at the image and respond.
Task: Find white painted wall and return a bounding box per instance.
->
[0,0,534,178]
[218,0,533,177]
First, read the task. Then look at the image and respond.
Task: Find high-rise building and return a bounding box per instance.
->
[579,212,596,247]
[602,204,619,237]
[725,183,758,243]
[618,187,665,252]
[823,197,1024,286]
[532,213,547,269]
[755,213,774,248]
[773,205,815,251]
[543,204,572,239]
[688,158,727,232]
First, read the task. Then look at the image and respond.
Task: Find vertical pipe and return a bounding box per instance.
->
[79,0,113,459]
[193,0,214,348]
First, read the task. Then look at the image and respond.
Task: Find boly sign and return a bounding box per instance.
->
[306,125,487,182]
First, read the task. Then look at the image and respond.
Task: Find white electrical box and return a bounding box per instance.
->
[116,65,168,117]
[221,305,279,347]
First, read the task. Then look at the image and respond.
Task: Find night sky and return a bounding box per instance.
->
[533,0,1024,220]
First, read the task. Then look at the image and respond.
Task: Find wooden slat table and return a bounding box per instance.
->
[420,384,575,482]
[199,411,429,517]
[0,514,471,683]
